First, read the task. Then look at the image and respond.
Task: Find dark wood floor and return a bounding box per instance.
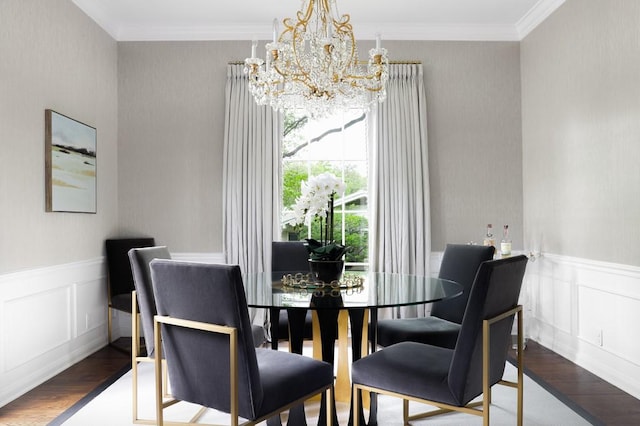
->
[0,345,130,426]
[513,341,640,425]
[1,340,639,425]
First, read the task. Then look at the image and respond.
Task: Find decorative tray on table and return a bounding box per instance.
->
[279,272,364,290]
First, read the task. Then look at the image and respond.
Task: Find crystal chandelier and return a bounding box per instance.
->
[244,0,389,117]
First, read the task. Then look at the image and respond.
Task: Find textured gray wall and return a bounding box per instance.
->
[521,0,640,265]
[117,40,523,253]
[0,0,118,273]
[406,41,523,251]
[117,41,248,253]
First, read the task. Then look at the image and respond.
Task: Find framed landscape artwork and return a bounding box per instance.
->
[45,110,97,213]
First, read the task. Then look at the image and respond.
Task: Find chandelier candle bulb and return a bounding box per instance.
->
[376,34,381,50]
[251,40,257,59]
[272,18,278,42]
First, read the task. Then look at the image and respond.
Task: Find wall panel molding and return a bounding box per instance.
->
[525,253,640,399]
[0,258,106,407]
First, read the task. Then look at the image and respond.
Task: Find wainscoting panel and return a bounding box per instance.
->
[0,258,106,407]
[75,278,107,336]
[578,285,640,366]
[526,253,640,400]
[530,272,572,335]
[4,286,72,371]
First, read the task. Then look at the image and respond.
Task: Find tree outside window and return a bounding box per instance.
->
[281,110,369,270]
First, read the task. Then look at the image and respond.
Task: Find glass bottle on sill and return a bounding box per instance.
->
[483,224,495,249]
[501,225,512,257]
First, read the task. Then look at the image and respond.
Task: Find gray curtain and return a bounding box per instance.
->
[222,63,282,275]
[368,63,431,317]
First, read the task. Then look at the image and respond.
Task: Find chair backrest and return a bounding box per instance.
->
[128,246,171,356]
[431,244,495,323]
[150,259,263,420]
[105,238,155,298]
[448,254,528,405]
[271,241,309,272]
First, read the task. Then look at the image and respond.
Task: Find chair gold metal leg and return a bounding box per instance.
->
[154,320,164,426]
[132,292,139,422]
[403,399,409,425]
[132,358,138,421]
[483,315,491,426]
[108,307,113,343]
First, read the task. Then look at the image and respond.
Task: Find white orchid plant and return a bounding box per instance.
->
[291,172,350,261]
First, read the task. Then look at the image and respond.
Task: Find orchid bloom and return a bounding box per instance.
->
[291,173,345,236]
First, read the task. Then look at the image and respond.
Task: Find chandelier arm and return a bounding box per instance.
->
[299,0,315,25]
[293,75,330,97]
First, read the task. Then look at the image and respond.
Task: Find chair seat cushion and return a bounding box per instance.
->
[376,316,461,349]
[352,342,461,406]
[110,293,132,312]
[254,348,333,418]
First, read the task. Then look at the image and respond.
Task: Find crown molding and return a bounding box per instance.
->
[75,0,566,42]
[516,0,566,39]
[114,23,524,42]
[363,24,521,42]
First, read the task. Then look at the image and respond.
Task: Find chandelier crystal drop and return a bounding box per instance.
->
[244,0,389,117]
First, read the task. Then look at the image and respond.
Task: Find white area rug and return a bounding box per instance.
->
[58,360,592,425]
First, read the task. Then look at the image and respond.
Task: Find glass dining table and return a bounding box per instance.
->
[242,271,462,426]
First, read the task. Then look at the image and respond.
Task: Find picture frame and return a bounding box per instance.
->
[45,109,97,213]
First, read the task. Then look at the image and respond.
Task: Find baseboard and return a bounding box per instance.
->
[0,325,106,407]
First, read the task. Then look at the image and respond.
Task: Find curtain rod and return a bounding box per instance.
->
[227,60,422,65]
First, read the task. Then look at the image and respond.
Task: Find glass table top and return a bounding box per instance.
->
[243,271,462,310]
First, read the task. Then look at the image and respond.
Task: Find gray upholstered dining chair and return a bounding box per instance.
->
[374,243,495,349]
[150,259,334,426]
[129,246,265,352]
[128,246,173,424]
[270,241,313,350]
[129,246,171,358]
[129,246,268,424]
[352,255,528,426]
